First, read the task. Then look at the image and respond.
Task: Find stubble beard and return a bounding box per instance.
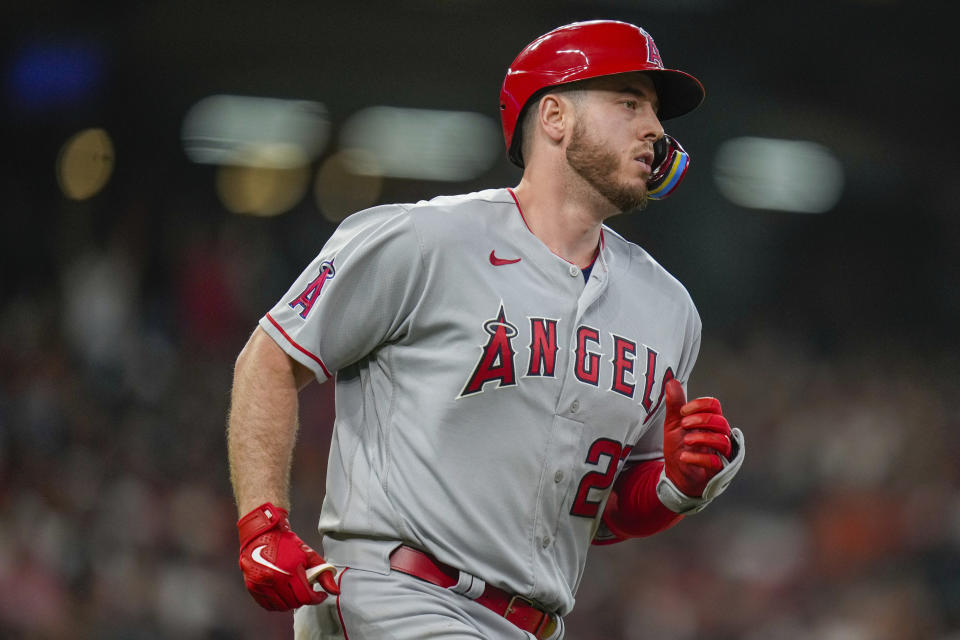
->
[565,121,649,213]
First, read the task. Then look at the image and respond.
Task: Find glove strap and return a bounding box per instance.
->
[237,502,289,548]
[657,428,746,514]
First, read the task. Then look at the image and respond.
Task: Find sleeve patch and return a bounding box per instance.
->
[288,260,336,319]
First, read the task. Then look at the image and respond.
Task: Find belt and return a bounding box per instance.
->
[389,546,557,639]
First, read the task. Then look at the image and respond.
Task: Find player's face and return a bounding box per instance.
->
[565,73,664,213]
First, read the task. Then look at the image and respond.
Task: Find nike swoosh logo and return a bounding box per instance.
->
[489,250,521,266]
[251,545,290,575]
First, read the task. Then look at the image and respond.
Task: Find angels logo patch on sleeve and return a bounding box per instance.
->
[288,260,336,319]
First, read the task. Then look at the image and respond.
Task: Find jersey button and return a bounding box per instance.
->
[541,536,551,548]
[568,264,580,277]
[570,400,580,413]
[554,470,564,483]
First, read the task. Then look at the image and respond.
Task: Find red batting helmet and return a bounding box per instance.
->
[500,20,705,167]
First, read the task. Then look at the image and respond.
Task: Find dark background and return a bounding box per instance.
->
[2,1,958,638]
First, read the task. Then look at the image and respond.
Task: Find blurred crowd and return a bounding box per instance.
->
[1,202,958,639]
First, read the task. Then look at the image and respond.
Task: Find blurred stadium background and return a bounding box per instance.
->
[2,0,958,638]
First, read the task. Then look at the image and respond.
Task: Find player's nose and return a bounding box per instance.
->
[638,104,664,142]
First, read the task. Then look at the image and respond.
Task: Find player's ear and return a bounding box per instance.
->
[537,94,570,144]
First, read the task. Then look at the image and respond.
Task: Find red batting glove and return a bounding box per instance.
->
[237,503,339,611]
[663,379,733,498]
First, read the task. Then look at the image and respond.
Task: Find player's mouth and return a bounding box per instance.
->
[633,151,654,174]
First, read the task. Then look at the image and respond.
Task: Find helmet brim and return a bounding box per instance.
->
[644,69,705,121]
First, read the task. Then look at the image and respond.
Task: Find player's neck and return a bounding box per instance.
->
[512,177,604,269]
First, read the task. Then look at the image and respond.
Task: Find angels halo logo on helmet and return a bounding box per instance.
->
[499,20,706,168]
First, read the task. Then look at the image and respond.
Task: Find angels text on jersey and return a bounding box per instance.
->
[459,301,675,424]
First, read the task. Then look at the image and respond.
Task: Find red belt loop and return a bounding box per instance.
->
[389,546,557,639]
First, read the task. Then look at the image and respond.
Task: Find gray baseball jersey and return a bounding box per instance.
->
[259,187,701,616]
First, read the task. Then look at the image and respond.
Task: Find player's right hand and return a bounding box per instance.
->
[662,379,732,498]
[237,502,340,611]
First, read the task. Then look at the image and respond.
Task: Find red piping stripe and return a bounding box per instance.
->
[585,242,601,270]
[507,188,533,233]
[265,313,332,379]
[336,568,351,639]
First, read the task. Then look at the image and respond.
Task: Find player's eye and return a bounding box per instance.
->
[623,100,638,110]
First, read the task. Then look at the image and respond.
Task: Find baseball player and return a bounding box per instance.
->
[228,20,745,639]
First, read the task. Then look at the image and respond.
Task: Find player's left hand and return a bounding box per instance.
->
[663,378,732,497]
[658,379,745,514]
[237,502,340,611]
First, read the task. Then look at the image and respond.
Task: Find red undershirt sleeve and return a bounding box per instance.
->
[601,459,683,539]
